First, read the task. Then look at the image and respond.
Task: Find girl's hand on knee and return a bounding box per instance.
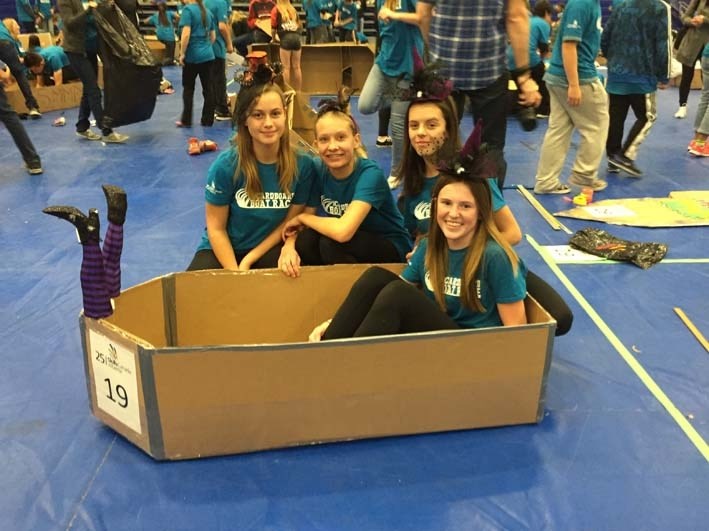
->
[309,319,332,342]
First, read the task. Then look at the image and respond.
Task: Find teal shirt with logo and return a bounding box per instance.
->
[402,177,506,238]
[179,3,216,64]
[545,0,601,86]
[375,0,423,78]
[197,148,315,254]
[308,157,413,260]
[40,45,69,73]
[401,238,527,329]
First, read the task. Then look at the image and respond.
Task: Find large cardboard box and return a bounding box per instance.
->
[251,42,374,94]
[6,80,83,113]
[81,265,556,460]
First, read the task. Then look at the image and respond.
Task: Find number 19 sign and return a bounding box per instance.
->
[88,329,142,435]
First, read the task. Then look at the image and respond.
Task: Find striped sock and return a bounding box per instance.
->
[102,222,124,298]
[81,242,112,319]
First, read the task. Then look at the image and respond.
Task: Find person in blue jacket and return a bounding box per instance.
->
[187,75,316,271]
[143,1,179,66]
[280,98,412,274]
[176,0,216,127]
[308,150,528,341]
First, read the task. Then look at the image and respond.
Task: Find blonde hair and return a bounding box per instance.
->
[426,176,520,312]
[276,0,299,25]
[234,84,298,200]
[314,109,368,159]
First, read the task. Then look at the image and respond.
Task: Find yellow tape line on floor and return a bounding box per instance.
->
[527,234,709,463]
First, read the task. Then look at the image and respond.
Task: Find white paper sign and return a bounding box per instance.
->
[543,245,606,263]
[581,205,638,218]
[88,329,142,435]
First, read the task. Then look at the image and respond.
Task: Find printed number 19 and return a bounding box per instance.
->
[104,378,128,408]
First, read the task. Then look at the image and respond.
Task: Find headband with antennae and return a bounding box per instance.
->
[315,97,360,134]
[400,47,453,102]
[437,120,497,181]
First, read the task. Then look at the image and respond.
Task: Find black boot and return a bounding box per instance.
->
[102,184,127,225]
[43,206,101,244]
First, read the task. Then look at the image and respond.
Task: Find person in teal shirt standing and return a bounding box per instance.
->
[335,0,358,42]
[204,0,234,120]
[16,0,37,33]
[144,1,179,65]
[533,0,609,195]
[177,0,216,127]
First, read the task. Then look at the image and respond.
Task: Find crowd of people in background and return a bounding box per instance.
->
[1,0,708,339]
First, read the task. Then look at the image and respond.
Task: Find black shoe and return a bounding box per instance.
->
[376,136,393,147]
[608,154,642,177]
[606,163,620,174]
[214,112,231,121]
[43,206,100,244]
[102,184,127,225]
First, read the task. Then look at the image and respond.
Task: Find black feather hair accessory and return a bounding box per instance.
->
[437,120,499,181]
[399,47,453,102]
[233,63,283,127]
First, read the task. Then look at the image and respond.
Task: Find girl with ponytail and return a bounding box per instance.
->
[177,0,216,127]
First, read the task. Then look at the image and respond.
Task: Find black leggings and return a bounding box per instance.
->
[526,269,572,336]
[295,228,402,265]
[679,47,705,106]
[186,244,283,271]
[322,266,460,339]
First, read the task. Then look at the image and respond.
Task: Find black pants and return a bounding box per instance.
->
[606,93,648,158]
[322,266,460,339]
[526,270,572,336]
[41,65,79,86]
[0,83,41,166]
[181,59,215,126]
[186,244,283,271]
[452,73,509,188]
[66,51,112,136]
[0,41,39,111]
[211,57,229,116]
[295,228,402,265]
[679,47,705,106]
[531,61,549,116]
[378,106,391,136]
[160,39,176,65]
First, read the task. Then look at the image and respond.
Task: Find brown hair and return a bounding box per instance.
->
[425,174,520,312]
[234,84,298,200]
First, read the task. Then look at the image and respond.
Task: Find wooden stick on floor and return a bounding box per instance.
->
[674,307,709,353]
[517,185,572,234]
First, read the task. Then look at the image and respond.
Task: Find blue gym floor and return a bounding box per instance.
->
[1,66,708,530]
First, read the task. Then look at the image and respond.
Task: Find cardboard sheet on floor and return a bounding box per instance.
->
[555,191,709,227]
[81,264,555,460]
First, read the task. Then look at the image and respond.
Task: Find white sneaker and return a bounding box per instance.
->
[674,105,687,119]
[387,175,401,190]
[102,132,129,143]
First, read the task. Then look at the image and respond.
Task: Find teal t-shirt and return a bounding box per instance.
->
[149,11,178,42]
[375,0,423,78]
[38,0,52,18]
[197,149,316,254]
[0,23,16,44]
[308,157,413,260]
[318,0,337,27]
[179,3,216,64]
[508,15,550,70]
[545,0,601,86]
[204,0,228,59]
[402,177,506,238]
[40,46,69,73]
[338,1,357,31]
[401,238,528,328]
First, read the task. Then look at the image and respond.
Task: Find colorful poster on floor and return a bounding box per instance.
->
[554,191,709,227]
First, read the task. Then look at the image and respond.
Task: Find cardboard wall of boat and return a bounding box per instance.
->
[81,264,556,461]
[250,42,374,94]
[6,33,104,113]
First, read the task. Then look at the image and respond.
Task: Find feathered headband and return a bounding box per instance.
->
[233,62,283,126]
[400,47,453,102]
[316,87,360,133]
[437,120,497,181]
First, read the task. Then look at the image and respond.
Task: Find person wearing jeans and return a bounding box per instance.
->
[687,47,709,155]
[0,19,41,117]
[0,60,42,174]
[58,0,129,142]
